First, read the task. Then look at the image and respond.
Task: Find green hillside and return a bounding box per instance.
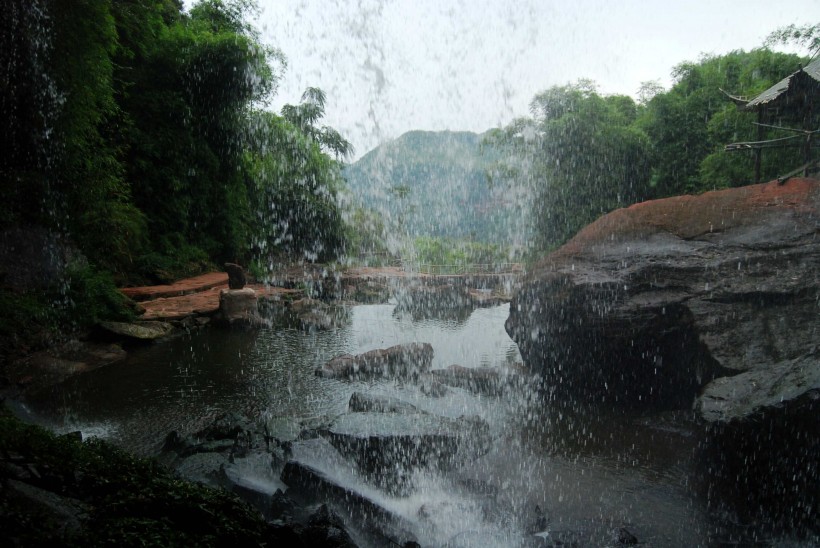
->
[342,130,527,246]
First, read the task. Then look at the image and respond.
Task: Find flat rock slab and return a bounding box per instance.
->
[430,364,515,395]
[138,287,224,320]
[138,284,300,321]
[120,272,229,301]
[695,355,820,424]
[321,412,489,481]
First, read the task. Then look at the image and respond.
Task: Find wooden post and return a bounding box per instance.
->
[754,109,762,183]
[804,131,812,176]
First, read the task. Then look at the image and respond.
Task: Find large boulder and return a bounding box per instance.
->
[507,178,820,528]
[506,178,819,410]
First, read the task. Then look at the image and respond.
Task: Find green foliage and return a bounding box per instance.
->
[0,289,57,356]
[639,49,806,195]
[0,262,134,358]
[489,82,652,252]
[282,87,354,158]
[412,236,507,266]
[765,23,820,57]
[62,262,137,327]
[2,0,350,295]
[492,45,812,255]
[119,0,276,272]
[344,206,391,264]
[245,111,346,263]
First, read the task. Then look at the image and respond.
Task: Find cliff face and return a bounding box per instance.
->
[507,178,819,416]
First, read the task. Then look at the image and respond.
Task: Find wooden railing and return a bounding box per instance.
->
[412,263,523,276]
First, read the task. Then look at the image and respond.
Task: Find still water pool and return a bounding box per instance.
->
[19,303,760,546]
[25,304,520,453]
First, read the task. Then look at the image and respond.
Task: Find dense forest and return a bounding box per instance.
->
[487,42,817,252]
[0,0,816,335]
[0,0,349,284]
[1,0,354,338]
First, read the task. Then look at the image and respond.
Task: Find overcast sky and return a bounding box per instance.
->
[251,0,818,158]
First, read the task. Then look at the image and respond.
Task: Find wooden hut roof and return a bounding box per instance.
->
[744,57,820,110]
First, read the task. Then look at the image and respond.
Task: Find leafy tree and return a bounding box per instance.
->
[119,0,278,274]
[488,81,651,252]
[638,49,806,195]
[281,87,354,159]
[245,111,347,265]
[765,23,820,57]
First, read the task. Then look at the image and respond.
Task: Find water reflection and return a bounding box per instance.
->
[24,303,520,454]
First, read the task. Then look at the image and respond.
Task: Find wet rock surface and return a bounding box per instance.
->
[224,262,247,289]
[281,457,417,546]
[507,178,819,410]
[508,178,820,529]
[217,287,260,326]
[430,364,522,395]
[6,340,127,390]
[321,412,488,490]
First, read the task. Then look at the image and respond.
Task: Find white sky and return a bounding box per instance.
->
[249,0,818,158]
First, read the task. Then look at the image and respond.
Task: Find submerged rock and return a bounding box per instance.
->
[288,298,349,331]
[347,392,423,414]
[316,343,434,379]
[6,341,126,389]
[429,365,512,395]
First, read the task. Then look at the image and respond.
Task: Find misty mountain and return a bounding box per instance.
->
[342,130,522,244]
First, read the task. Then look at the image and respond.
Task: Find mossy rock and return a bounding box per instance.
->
[99,321,174,341]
